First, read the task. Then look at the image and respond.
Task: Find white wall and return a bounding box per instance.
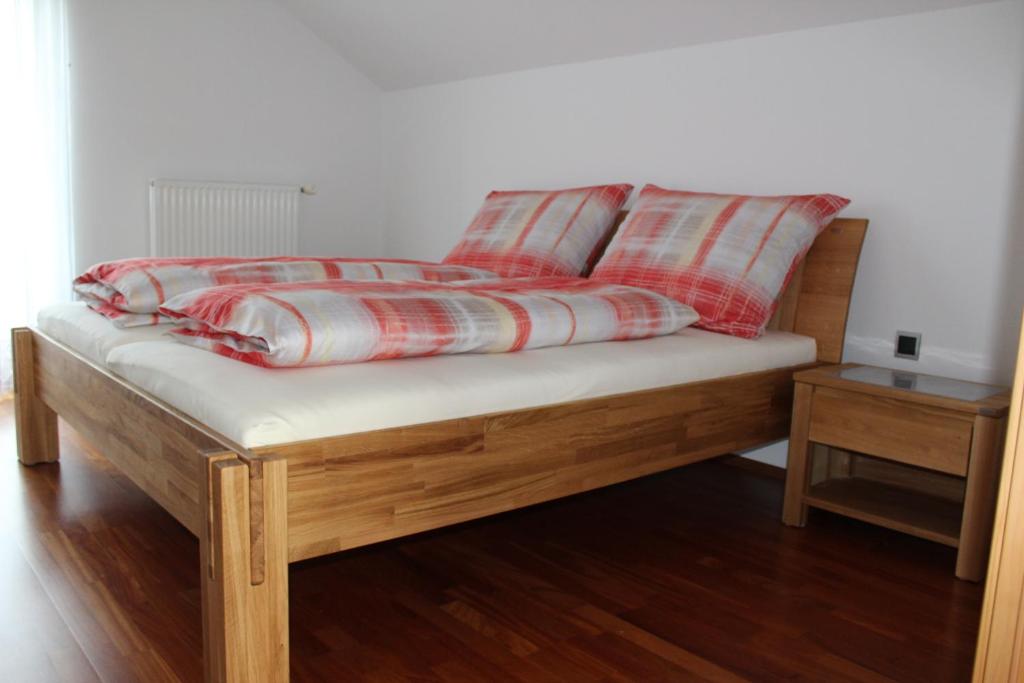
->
[990,64,1024,393]
[69,0,384,271]
[383,2,1024,397]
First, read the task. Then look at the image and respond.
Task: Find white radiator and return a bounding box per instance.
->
[148,179,302,257]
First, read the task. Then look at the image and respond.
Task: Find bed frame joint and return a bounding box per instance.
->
[200,449,288,682]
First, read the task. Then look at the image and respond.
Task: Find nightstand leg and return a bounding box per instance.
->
[956,414,1007,581]
[783,383,814,527]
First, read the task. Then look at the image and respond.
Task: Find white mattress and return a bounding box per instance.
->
[37,301,816,449]
[37,302,172,366]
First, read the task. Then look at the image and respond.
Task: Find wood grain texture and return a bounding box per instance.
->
[258,364,807,562]
[0,403,985,683]
[956,415,1006,581]
[803,477,964,547]
[24,327,810,567]
[788,365,1011,582]
[782,382,814,526]
[767,261,805,333]
[9,216,868,680]
[13,216,871,555]
[12,328,59,465]
[1,399,206,683]
[787,217,868,364]
[845,455,967,503]
[808,443,832,486]
[973,314,1024,682]
[26,332,239,535]
[826,446,854,479]
[202,453,288,683]
[796,364,1011,417]
[15,321,816,683]
[809,386,974,476]
[200,451,238,683]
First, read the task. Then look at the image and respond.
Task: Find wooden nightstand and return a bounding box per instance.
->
[782,364,1011,581]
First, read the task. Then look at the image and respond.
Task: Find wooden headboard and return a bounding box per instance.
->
[769,217,868,363]
[591,211,868,364]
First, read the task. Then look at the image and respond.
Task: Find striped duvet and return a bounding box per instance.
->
[159,278,699,368]
[74,257,501,328]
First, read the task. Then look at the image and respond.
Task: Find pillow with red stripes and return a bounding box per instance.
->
[442,184,633,278]
[590,185,851,338]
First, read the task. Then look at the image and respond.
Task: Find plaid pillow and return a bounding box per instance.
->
[590,185,850,338]
[443,184,633,278]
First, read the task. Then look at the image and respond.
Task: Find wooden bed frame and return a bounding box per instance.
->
[12,217,868,682]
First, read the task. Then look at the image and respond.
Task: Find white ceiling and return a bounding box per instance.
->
[277,0,997,91]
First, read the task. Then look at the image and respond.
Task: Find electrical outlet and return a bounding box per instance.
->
[895,331,922,360]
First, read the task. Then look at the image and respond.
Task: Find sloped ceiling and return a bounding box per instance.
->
[276,0,996,90]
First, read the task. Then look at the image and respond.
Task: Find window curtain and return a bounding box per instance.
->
[0,0,73,395]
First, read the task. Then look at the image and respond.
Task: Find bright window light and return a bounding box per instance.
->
[0,0,73,394]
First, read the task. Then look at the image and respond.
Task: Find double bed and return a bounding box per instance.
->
[13,216,867,682]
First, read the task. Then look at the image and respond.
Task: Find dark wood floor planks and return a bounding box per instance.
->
[0,399,982,682]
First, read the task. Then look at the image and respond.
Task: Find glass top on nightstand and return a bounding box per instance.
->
[836,365,1005,402]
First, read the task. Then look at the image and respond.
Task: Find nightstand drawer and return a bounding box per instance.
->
[807,386,972,476]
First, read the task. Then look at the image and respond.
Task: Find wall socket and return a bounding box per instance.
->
[895,331,922,360]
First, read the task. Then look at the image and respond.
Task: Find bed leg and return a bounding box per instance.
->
[12,328,59,465]
[201,452,289,683]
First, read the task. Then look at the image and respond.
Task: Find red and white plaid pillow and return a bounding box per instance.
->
[590,185,850,338]
[443,184,633,278]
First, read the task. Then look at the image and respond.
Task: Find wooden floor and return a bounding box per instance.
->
[0,399,983,682]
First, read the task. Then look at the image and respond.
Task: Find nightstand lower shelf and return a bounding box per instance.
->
[784,364,1011,581]
[804,477,962,547]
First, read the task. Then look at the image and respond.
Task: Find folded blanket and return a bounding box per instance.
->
[160,277,699,368]
[74,257,500,328]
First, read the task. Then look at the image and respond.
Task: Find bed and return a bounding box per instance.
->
[13,216,867,683]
